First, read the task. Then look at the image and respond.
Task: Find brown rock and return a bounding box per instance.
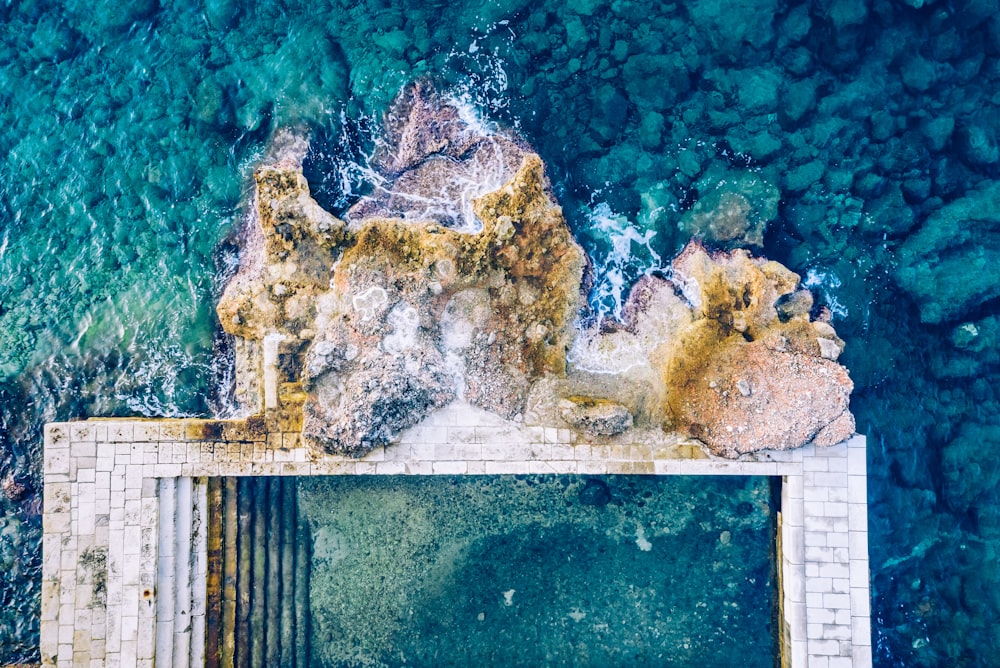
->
[568,241,854,456]
[671,341,855,457]
[658,242,852,455]
[218,88,586,456]
[560,397,634,436]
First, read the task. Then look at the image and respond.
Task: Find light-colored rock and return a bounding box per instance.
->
[568,241,854,456]
[219,85,586,456]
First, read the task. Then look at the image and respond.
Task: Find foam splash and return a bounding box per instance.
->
[804,268,849,320]
[446,22,515,128]
[584,202,663,322]
[354,127,515,233]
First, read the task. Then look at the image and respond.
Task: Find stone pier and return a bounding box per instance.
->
[41,405,871,667]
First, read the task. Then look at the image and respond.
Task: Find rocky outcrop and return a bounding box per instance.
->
[567,242,854,456]
[346,80,530,230]
[218,84,854,458]
[219,86,586,456]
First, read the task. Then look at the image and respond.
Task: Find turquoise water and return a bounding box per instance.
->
[0,0,998,664]
[298,475,777,667]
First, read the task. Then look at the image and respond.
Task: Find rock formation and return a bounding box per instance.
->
[218,84,854,458]
[895,180,1000,324]
[567,241,853,456]
[678,171,780,249]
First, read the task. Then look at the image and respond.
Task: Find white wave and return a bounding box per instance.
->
[804,268,849,319]
[585,202,663,322]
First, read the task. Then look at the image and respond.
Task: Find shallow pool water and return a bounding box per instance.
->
[1,0,999,664]
[298,475,778,667]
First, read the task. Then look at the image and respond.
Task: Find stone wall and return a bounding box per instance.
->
[40,406,871,667]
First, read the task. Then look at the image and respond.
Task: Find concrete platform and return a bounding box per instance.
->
[41,402,871,667]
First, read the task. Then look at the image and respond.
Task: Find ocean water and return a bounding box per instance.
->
[0,0,998,665]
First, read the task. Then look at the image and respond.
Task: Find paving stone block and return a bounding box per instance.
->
[71,442,98,459]
[823,502,849,518]
[454,443,483,459]
[805,546,835,562]
[432,461,467,474]
[805,516,846,533]
[832,578,851,594]
[827,532,849,548]
[804,485,830,502]
[405,461,434,475]
[70,424,98,443]
[802,457,829,472]
[109,424,134,442]
[805,533,827,547]
[806,577,833,594]
[852,644,872,668]
[45,448,71,476]
[825,456,847,472]
[850,587,871,617]
[809,638,840,655]
[822,624,851,641]
[819,563,850,579]
[823,593,851,610]
[783,498,804,528]
[847,503,868,531]
[826,487,849,505]
[483,461,529,474]
[813,471,848,487]
[847,475,866,502]
[847,442,867,475]
[358,446,386,462]
[577,460,608,475]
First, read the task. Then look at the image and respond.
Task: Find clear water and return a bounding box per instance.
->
[0,0,997,664]
[297,475,777,667]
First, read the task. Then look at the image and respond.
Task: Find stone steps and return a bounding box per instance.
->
[206,477,310,668]
[152,476,310,667]
[155,477,210,667]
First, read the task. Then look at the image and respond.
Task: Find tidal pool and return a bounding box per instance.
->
[297,475,778,667]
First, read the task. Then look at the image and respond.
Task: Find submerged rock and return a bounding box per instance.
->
[895,181,1000,323]
[679,171,780,249]
[218,84,855,458]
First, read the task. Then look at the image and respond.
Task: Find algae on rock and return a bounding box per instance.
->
[218,84,855,459]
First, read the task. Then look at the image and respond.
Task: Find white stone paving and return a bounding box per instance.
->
[41,403,871,667]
